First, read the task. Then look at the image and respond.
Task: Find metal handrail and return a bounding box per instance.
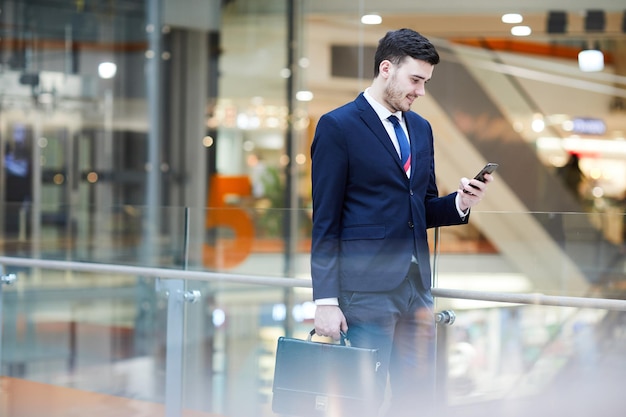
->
[1,256,626,311]
[0,256,310,288]
[431,287,626,311]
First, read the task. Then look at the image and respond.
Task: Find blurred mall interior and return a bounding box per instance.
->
[0,1,625,416]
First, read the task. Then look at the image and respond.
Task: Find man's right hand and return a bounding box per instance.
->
[314,305,348,340]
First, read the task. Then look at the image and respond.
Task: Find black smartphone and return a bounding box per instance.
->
[464,163,498,193]
[474,162,498,182]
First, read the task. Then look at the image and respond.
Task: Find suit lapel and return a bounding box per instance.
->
[355,94,407,175]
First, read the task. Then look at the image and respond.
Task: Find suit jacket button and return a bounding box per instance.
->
[410,190,414,196]
[408,222,414,228]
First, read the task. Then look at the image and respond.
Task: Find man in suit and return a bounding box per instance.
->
[311,28,492,416]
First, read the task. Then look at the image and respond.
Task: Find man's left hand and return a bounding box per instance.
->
[458,173,493,211]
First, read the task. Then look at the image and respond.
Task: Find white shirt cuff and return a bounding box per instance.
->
[455,192,469,219]
[315,298,339,306]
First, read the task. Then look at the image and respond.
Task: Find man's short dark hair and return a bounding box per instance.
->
[374,28,440,77]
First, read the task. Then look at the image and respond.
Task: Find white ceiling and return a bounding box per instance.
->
[304,0,626,14]
[304,9,625,43]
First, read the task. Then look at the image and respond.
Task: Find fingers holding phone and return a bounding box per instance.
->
[462,163,497,195]
[461,176,489,194]
[458,163,497,209]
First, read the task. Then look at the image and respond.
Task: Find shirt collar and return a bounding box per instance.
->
[363,88,403,123]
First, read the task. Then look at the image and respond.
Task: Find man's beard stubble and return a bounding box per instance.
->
[383,76,410,113]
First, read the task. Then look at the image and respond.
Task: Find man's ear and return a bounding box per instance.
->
[379,60,392,79]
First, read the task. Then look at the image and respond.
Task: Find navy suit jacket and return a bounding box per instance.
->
[311,93,468,300]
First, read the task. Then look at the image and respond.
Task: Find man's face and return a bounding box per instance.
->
[382,57,434,113]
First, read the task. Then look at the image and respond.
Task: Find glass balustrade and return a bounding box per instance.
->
[1,206,624,416]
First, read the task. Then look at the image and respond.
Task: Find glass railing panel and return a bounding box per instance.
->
[185,207,312,279]
[433,211,625,297]
[5,206,623,297]
[434,302,625,414]
[433,210,626,411]
[2,208,625,416]
[0,259,316,417]
[0,203,191,268]
[181,282,314,416]
[2,259,623,416]
[0,267,162,399]
[1,204,314,276]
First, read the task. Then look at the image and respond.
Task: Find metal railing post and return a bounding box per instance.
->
[0,270,18,374]
[435,309,456,407]
[158,276,201,417]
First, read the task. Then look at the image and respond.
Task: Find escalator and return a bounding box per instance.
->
[426,44,626,412]
[425,40,623,289]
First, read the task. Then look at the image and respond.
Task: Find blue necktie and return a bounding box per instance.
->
[388,115,411,174]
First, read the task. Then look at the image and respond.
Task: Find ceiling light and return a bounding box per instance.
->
[531,118,545,133]
[511,26,532,36]
[296,90,314,102]
[502,13,523,24]
[361,14,382,25]
[98,62,117,79]
[578,48,604,72]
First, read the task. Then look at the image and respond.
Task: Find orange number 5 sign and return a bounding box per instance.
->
[203,174,255,269]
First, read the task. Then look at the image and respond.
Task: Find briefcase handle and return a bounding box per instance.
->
[307,329,352,347]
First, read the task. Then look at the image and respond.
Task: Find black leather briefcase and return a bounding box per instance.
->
[272,329,380,417]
